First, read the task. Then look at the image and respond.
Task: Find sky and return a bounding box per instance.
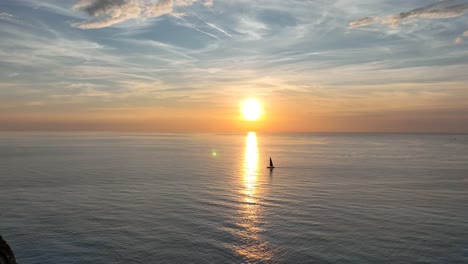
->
[0,0,467,133]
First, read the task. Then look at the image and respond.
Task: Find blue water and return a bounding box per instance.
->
[1,132,467,263]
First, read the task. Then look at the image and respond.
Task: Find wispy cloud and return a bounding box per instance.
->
[349,16,378,29]
[203,0,214,7]
[349,0,468,29]
[190,13,232,38]
[0,12,14,20]
[455,29,468,44]
[71,0,210,29]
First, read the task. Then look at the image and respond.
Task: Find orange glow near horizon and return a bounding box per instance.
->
[3,88,468,133]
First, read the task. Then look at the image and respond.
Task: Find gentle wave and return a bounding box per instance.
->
[1,133,467,263]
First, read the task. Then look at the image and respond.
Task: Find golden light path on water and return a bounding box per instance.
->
[244,132,258,202]
[234,132,273,262]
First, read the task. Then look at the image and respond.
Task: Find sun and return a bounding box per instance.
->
[242,99,262,121]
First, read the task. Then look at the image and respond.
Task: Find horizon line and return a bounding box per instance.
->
[1,130,467,135]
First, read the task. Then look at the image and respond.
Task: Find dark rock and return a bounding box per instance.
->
[0,235,16,264]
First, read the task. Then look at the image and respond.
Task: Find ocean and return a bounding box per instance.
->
[1,132,467,263]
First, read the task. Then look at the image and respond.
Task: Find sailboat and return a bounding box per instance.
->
[267,157,275,169]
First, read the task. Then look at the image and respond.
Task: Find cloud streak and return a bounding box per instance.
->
[455,29,468,44]
[0,12,14,20]
[71,0,208,29]
[203,0,214,7]
[349,0,468,29]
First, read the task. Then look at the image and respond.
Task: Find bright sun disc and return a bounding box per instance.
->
[242,99,261,121]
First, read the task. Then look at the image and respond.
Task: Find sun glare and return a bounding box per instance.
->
[242,99,262,121]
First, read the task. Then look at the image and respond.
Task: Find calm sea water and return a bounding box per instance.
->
[1,132,467,263]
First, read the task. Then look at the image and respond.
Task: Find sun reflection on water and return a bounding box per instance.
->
[243,132,258,202]
[234,132,273,262]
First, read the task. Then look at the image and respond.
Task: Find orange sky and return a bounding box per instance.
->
[2,87,468,133]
